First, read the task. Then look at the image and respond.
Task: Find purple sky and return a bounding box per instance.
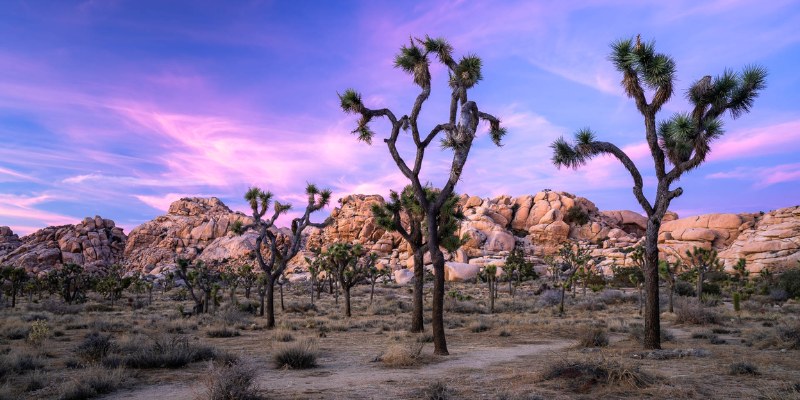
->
[1,1,799,236]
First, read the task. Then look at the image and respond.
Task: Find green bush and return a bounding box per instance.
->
[778,267,800,299]
[564,206,590,226]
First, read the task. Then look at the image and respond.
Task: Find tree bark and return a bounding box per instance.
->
[411,249,425,333]
[344,287,351,317]
[428,212,448,355]
[266,279,276,329]
[643,218,662,350]
[696,270,704,299]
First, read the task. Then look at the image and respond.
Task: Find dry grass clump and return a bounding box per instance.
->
[469,319,492,333]
[627,322,674,344]
[750,321,800,350]
[273,338,317,369]
[206,327,240,338]
[674,298,720,325]
[103,334,224,369]
[272,329,295,342]
[422,381,452,400]
[576,326,609,348]
[378,342,424,367]
[0,351,45,378]
[75,332,115,362]
[729,362,759,375]
[197,360,263,400]
[57,366,126,400]
[540,358,657,392]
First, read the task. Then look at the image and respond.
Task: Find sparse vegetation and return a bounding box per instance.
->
[273,338,317,369]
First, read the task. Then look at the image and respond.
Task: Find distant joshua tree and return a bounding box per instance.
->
[551,35,766,349]
[242,184,331,329]
[685,247,723,300]
[372,185,464,332]
[340,36,506,355]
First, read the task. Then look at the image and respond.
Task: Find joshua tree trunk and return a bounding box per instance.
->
[643,223,661,347]
[559,284,567,315]
[696,270,704,300]
[427,212,448,355]
[489,277,495,314]
[280,282,285,311]
[266,281,275,328]
[668,285,674,313]
[344,287,352,317]
[411,249,425,333]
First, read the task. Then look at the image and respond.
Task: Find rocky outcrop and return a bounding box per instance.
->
[0,226,21,259]
[0,217,125,275]
[124,197,252,272]
[718,206,800,273]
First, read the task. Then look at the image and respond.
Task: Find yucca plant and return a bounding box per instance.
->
[551,35,766,349]
[340,35,506,355]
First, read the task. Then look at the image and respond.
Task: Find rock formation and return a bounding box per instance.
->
[0,226,21,259]
[124,197,252,273]
[718,206,800,273]
[0,217,125,275]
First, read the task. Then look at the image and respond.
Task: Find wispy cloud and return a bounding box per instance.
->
[707,162,800,188]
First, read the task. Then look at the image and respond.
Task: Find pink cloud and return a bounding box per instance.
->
[707,162,800,188]
[709,120,800,161]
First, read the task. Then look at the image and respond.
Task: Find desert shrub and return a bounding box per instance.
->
[709,336,726,345]
[207,328,240,338]
[20,313,49,322]
[76,332,115,362]
[238,300,260,315]
[198,360,262,400]
[729,362,759,375]
[57,366,125,400]
[564,206,590,226]
[469,320,492,333]
[27,320,51,346]
[33,300,84,315]
[2,322,29,340]
[701,294,722,306]
[779,267,800,299]
[379,342,424,367]
[576,299,606,311]
[272,330,295,342]
[444,297,484,314]
[577,326,609,348]
[273,338,317,369]
[537,290,561,307]
[0,351,45,377]
[674,298,720,325]
[674,280,695,297]
[423,381,452,400]
[769,288,789,303]
[284,302,316,313]
[599,290,624,304]
[24,370,46,392]
[106,335,222,369]
[499,330,512,337]
[540,359,657,391]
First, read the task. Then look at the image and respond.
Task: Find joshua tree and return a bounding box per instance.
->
[305,251,326,306]
[238,264,258,300]
[630,245,646,315]
[1,265,28,308]
[94,264,132,307]
[364,253,386,305]
[242,184,331,329]
[659,259,680,313]
[483,264,498,313]
[556,242,592,315]
[220,264,240,306]
[341,36,506,354]
[174,258,219,314]
[503,247,536,299]
[685,247,723,300]
[46,263,91,305]
[551,35,766,348]
[372,185,464,332]
[328,243,369,317]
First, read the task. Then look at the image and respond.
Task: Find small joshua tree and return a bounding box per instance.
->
[1,265,28,308]
[503,247,537,299]
[242,184,331,329]
[556,242,592,316]
[94,264,132,307]
[551,35,766,349]
[364,253,387,305]
[685,247,723,300]
[659,259,680,313]
[220,264,240,306]
[174,258,219,314]
[341,35,506,355]
[327,243,369,317]
[483,264,498,313]
[238,264,258,300]
[47,263,91,304]
[372,185,464,332]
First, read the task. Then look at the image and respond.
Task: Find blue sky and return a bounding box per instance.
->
[1,0,799,235]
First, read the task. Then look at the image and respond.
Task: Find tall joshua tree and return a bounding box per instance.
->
[372,185,464,333]
[340,36,506,355]
[551,35,767,349]
[243,184,331,329]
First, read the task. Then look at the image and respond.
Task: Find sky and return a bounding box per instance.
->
[1,0,799,236]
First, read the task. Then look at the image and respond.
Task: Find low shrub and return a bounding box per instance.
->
[57,367,125,400]
[207,328,240,338]
[674,280,695,297]
[674,298,720,325]
[273,330,295,342]
[628,323,674,343]
[537,290,561,307]
[105,335,223,369]
[778,267,800,299]
[0,351,45,377]
[577,326,609,348]
[76,332,115,362]
[198,360,262,400]
[469,320,492,333]
[540,359,657,391]
[729,362,759,375]
[273,338,317,369]
[27,320,51,346]
[422,381,452,400]
[379,342,423,367]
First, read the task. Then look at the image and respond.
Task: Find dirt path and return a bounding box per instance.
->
[102,339,571,400]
